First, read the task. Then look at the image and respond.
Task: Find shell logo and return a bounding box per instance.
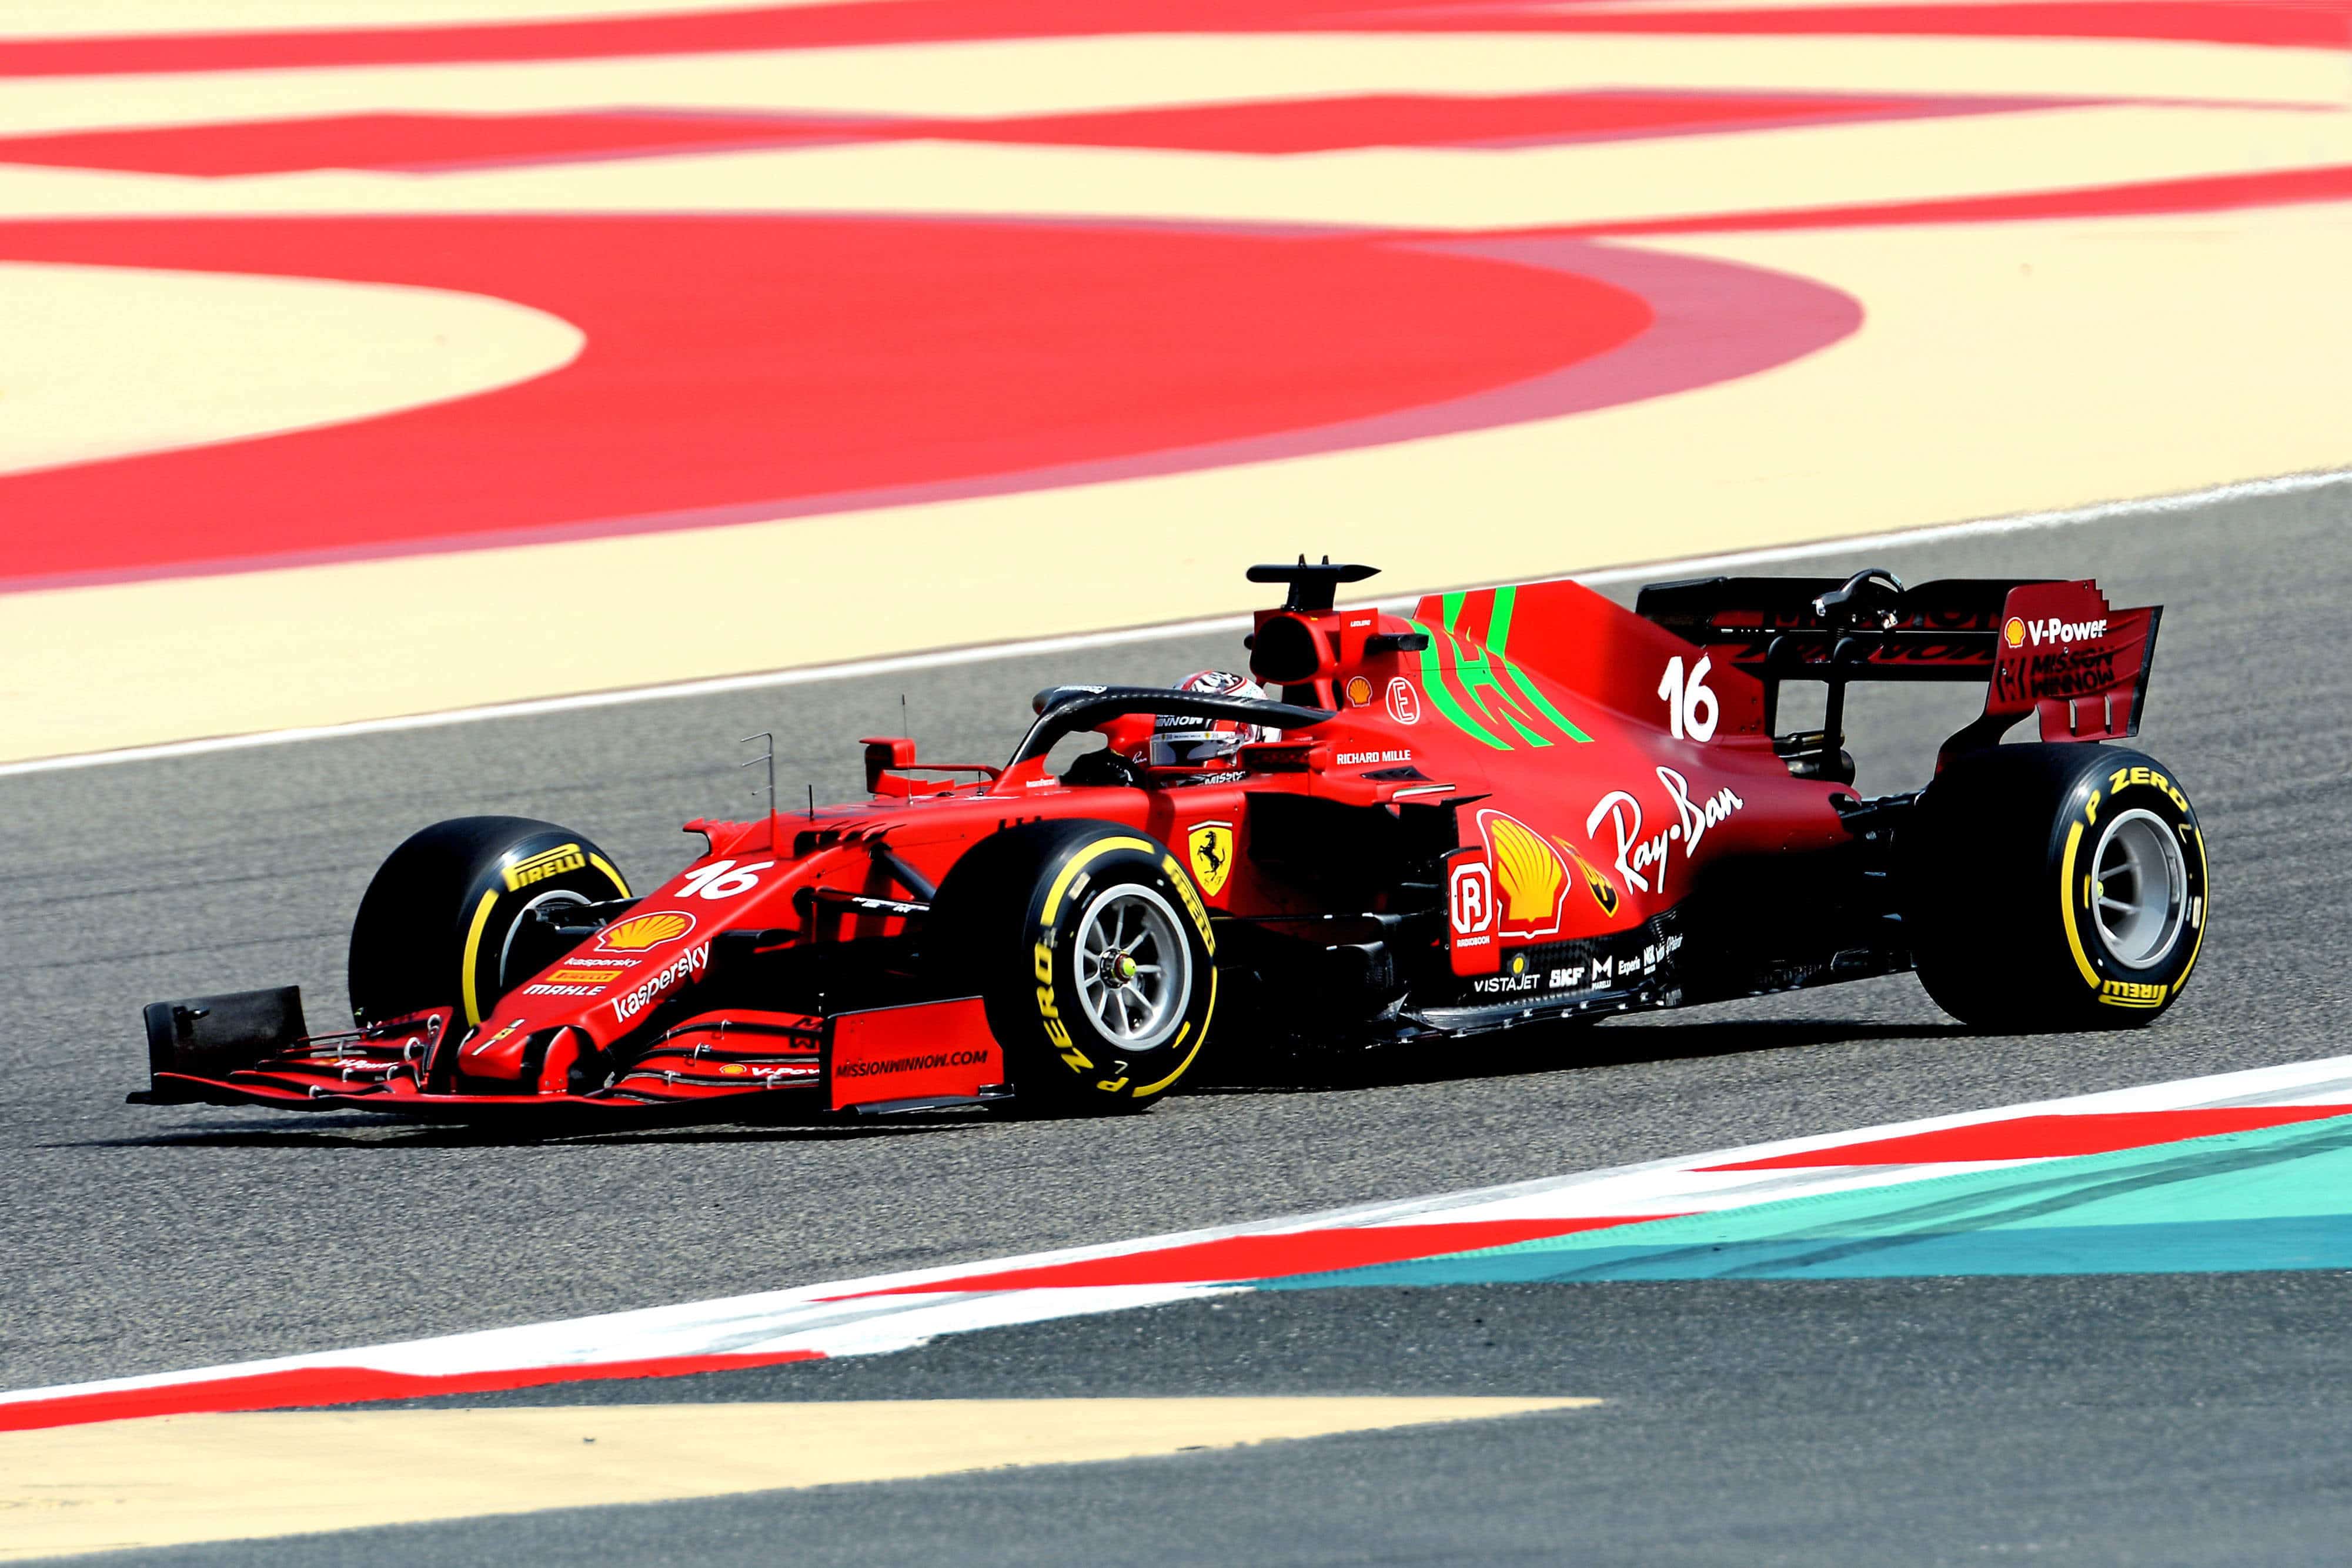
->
[592,910,696,953]
[2003,616,2027,649]
[1481,810,1568,938]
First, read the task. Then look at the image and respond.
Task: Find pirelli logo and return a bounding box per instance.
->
[504,842,585,892]
[2100,979,2167,1009]
[547,965,629,985]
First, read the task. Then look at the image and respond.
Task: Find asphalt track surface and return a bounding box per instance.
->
[6,480,2351,1562]
[93,1274,2352,1568]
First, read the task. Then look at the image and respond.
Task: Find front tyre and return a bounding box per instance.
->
[929,820,1216,1114]
[1901,744,2208,1031]
[348,817,632,1028]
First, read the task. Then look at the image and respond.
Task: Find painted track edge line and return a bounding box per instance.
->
[4,464,2344,778]
[9,1051,2352,1426]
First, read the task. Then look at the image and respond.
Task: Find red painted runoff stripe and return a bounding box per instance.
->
[839,1217,1678,1295]
[1563,165,2352,239]
[1703,1107,2352,1170]
[1,0,2338,79]
[0,1350,822,1434]
[885,91,1994,156]
[0,112,875,178]
[0,214,1649,588]
[1508,2,2352,49]
[0,93,2009,178]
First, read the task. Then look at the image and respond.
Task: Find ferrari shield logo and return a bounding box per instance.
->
[1187,821,1235,898]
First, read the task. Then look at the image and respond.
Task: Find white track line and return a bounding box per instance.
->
[4,466,2343,781]
[9,1051,2351,1416]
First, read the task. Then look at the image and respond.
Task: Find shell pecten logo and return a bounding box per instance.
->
[592,910,696,954]
[2004,617,2027,649]
[1481,810,1568,939]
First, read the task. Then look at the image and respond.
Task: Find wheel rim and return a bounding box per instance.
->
[1073,885,1191,1052]
[2090,808,2188,969]
[499,888,589,991]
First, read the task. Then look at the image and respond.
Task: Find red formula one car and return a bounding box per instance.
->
[136,560,2206,1121]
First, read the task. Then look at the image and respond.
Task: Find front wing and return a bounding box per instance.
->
[135,993,1008,1120]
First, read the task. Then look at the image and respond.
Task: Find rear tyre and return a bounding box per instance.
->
[928,820,1217,1115]
[348,817,632,1028]
[1900,744,2207,1031]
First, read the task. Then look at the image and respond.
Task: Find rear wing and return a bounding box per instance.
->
[1636,570,2162,772]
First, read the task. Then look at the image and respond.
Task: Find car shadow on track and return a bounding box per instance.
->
[49,1110,972,1151]
[1191,1017,1976,1095]
[62,1018,1974,1145]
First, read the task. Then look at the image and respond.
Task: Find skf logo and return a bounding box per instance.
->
[503,842,585,892]
[1386,678,1421,726]
[2003,617,2026,649]
[1449,861,1494,940]
[1479,810,1569,940]
[592,911,696,953]
[1187,821,1235,898]
[2024,616,2109,647]
[1566,843,1622,920]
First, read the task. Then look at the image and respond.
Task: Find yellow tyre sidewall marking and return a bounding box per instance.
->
[2174,821,2210,998]
[1041,836,1155,925]
[1034,835,1155,1082]
[1132,967,1214,1099]
[589,852,631,898]
[457,853,630,1027]
[1032,835,1215,1099]
[2062,785,2207,1004]
[458,887,502,1027]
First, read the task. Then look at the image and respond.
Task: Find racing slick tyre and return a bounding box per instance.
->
[1900,744,2207,1032]
[348,817,632,1029]
[928,820,1217,1115]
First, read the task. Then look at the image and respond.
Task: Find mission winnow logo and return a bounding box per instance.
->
[837,1049,993,1079]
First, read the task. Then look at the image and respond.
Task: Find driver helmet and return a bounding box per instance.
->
[1150,670,1269,768]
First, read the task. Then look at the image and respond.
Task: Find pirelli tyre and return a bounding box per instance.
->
[1900,744,2207,1031]
[348,817,632,1029]
[928,820,1217,1115]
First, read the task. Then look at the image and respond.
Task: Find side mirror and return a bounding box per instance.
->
[860,736,917,793]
